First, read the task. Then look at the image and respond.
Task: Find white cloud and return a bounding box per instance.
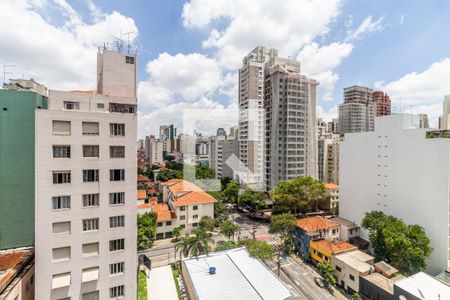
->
[346,15,384,41]
[376,58,450,128]
[298,42,353,101]
[182,0,342,69]
[317,105,338,122]
[0,0,137,90]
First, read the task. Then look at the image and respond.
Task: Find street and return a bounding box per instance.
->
[139,212,343,299]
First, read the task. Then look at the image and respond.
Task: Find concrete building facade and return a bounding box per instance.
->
[264,56,318,189]
[35,49,137,300]
[0,86,47,250]
[373,91,391,117]
[338,86,375,134]
[340,114,450,275]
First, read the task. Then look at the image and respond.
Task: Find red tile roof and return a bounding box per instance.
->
[137,202,174,222]
[138,175,150,182]
[296,217,339,232]
[325,183,339,190]
[137,190,147,200]
[162,179,216,206]
[313,239,356,254]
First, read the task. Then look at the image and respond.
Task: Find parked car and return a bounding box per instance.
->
[314,277,326,288]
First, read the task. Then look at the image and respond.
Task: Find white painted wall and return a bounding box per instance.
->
[340,114,450,275]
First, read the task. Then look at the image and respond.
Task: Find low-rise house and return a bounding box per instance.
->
[374,261,398,278]
[181,248,294,300]
[333,250,374,294]
[310,240,356,265]
[137,189,147,205]
[360,272,405,300]
[329,217,361,242]
[137,202,176,239]
[0,247,34,300]
[394,272,450,300]
[293,217,340,257]
[319,183,339,211]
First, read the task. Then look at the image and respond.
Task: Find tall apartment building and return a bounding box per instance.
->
[145,135,163,164]
[264,56,318,189]
[340,114,450,274]
[159,124,177,153]
[338,86,376,133]
[418,113,429,128]
[372,91,391,117]
[217,139,239,178]
[208,135,227,177]
[0,80,48,250]
[35,48,137,300]
[238,46,277,189]
[318,134,341,184]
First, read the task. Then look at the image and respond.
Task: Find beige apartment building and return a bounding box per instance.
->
[35,48,137,300]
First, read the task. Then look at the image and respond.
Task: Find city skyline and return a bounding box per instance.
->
[1,0,450,137]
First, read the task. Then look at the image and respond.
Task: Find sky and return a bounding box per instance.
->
[1,0,450,138]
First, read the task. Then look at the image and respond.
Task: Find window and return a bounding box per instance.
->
[52,221,71,235]
[110,285,124,298]
[52,247,70,262]
[52,196,71,210]
[64,101,79,110]
[180,224,185,229]
[53,146,71,158]
[82,194,99,207]
[109,192,125,205]
[83,145,99,157]
[110,103,135,113]
[156,233,164,239]
[192,223,198,227]
[82,122,99,135]
[82,267,99,283]
[110,169,125,181]
[179,216,185,221]
[349,274,355,281]
[52,120,71,135]
[110,216,125,228]
[110,146,125,158]
[97,103,105,109]
[82,218,99,231]
[157,222,163,227]
[109,239,125,252]
[193,214,198,220]
[53,171,71,184]
[82,291,99,300]
[52,272,71,289]
[125,56,135,64]
[180,206,186,211]
[193,205,198,210]
[82,242,99,257]
[110,123,125,136]
[336,266,342,272]
[109,262,124,275]
[166,221,172,226]
[83,169,99,182]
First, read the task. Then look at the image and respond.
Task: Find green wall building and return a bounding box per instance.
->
[0,89,47,249]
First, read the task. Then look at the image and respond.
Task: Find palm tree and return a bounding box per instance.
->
[188,229,213,258]
[174,234,191,260]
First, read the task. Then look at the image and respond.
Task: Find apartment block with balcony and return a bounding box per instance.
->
[35,48,137,300]
[338,85,375,134]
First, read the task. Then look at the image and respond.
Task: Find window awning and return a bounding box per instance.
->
[82,267,99,282]
[52,272,71,289]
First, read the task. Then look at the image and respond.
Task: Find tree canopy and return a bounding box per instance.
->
[317,262,336,286]
[270,177,326,214]
[220,220,240,241]
[246,240,274,262]
[238,189,266,212]
[362,211,432,274]
[223,182,240,203]
[137,212,157,250]
[269,213,296,253]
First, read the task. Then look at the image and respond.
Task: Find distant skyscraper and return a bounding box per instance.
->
[238,46,277,189]
[216,128,227,136]
[373,91,391,116]
[442,96,450,129]
[338,85,375,133]
[264,56,318,189]
[418,113,429,128]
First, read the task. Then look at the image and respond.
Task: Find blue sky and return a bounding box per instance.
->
[1,0,450,137]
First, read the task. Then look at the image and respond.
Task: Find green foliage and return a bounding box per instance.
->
[215,241,237,252]
[165,161,183,171]
[238,189,266,212]
[220,220,240,241]
[157,168,182,181]
[138,168,146,175]
[214,201,229,224]
[330,203,339,215]
[174,235,191,258]
[246,240,274,262]
[351,293,363,300]
[317,263,337,286]
[221,177,233,191]
[199,216,216,232]
[171,264,183,300]
[137,271,148,300]
[137,212,157,250]
[223,182,240,203]
[172,226,182,239]
[137,182,147,190]
[362,211,432,273]
[269,213,296,254]
[195,164,214,179]
[270,177,326,214]
[188,229,214,258]
[208,191,224,201]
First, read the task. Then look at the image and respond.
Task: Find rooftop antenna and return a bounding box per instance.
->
[3,64,15,86]
[122,31,136,53]
[111,35,125,52]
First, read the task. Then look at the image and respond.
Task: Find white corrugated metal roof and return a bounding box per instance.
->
[395,272,450,299]
[183,248,293,300]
